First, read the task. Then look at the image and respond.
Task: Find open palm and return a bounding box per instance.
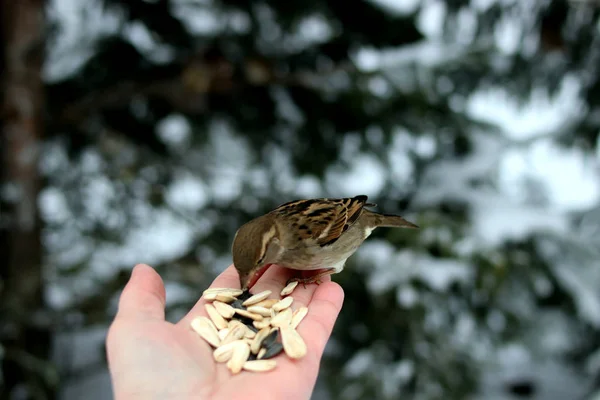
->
[106,264,344,400]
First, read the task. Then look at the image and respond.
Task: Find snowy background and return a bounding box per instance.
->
[27,0,600,399]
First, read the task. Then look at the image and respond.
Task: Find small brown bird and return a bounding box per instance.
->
[231,195,418,290]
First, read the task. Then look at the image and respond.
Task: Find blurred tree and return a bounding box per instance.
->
[1,0,56,398]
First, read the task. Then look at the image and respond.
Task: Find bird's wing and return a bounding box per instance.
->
[274,195,369,247]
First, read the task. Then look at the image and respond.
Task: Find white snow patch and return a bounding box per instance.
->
[466,75,584,141]
[157,114,191,146]
[325,153,387,197]
[165,174,209,211]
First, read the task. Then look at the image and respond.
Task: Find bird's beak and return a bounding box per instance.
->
[238,271,251,290]
[239,263,273,290]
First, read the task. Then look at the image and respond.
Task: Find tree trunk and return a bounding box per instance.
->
[0,0,53,398]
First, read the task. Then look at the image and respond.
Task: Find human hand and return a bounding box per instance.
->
[106,263,344,400]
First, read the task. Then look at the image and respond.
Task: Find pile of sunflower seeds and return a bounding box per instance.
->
[190,280,309,374]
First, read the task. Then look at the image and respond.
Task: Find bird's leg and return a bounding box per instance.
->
[286,268,337,287]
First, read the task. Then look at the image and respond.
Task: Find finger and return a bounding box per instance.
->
[177,264,239,326]
[285,274,332,310]
[115,264,166,321]
[208,264,241,289]
[298,281,344,357]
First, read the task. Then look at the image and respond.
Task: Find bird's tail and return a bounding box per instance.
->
[374,213,419,229]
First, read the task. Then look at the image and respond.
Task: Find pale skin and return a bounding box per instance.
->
[106,263,345,400]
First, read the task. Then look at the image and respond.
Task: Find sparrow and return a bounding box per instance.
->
[231,195,418,290]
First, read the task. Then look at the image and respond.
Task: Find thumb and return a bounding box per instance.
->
[115,264,166,321]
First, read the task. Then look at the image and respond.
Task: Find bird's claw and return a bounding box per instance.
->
[286,276,323,288]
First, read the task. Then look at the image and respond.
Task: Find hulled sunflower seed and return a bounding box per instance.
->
[253,318,271,330]
[235,309,263,321]
[228,319,244,329]
[291,306,308,329]
[257,348,267,359]
[218,328,230,341]
[242,290,272,306]
[280,326,307,359]
[203,288,243,297]
[252,298,279,309]
[272,296,294,312]
[213,301,236,319]
[261,342,284,360]
[191,316,220,348]
[243,359,277,372]
[250,327,271,354]
[221,323,246,346]
[213,340,243,363]
[270,307,293,327]
[203,287,226,295]
[197,283,312,373]
[246,306,271,317]
[215,294,238,303]
[280,281,299,296]
[205,304,228,330]
[203,292,219,301]
[244,326,257,339]
[227,341,251,374]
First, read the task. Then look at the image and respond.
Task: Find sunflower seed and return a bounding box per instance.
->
[262,328,279,348]
[203,292,219,301]
[250,327,271,354]
[235,309,263,321]
[203,287,227,295]
[252,299,279,309]
[257,348,267,359]
[227,341,251,374]
[205,304,228,330]
[281,326,307,359]
[261,342,284,360]
[280,281,299,296]
[291,306,308,329]
[228,319,244,329]
[270,307,292,327]
[246,306,272,317]
[218,328,230,341]
[213,340,243,363]
[191,316,220,348]
[253,318,271,330]
[213,301,236,319]
[203,288,243,297]
[221,323,246,346]
[242,290,272,306]
[272,296,294,312]
[243,360,277,372]
[215,294,238,303]
[244,326,257,339]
